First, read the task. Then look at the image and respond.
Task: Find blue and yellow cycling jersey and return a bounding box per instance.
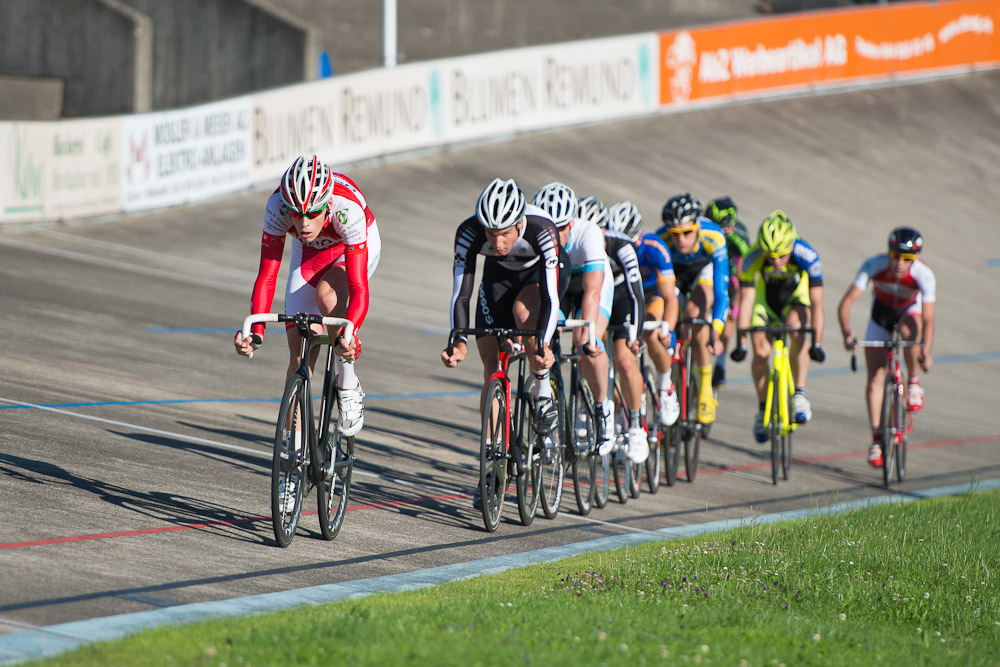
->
[739,237,823,310]
[655,217,730,330]
[635,232,674,293]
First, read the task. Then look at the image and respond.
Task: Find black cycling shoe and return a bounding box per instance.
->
[712,363,726,388]
[533,397,559,434]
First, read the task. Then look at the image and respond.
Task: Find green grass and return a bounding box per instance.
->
[36,489,999,666]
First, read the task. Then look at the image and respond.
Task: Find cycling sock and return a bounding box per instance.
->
[658,373,672,393]
[533,369,552,400]
[629,409,641,426]
[336,358,359,390]
[795,386,805,395]
[908,375,920,385]
[759,401,766,411]
[715,355,726,370]
[697,366,713,398]
[598,398,612,415]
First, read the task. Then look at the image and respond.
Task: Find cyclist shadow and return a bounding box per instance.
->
[345,476,472,530]
[0,450,268,545]
[174,419,272,447]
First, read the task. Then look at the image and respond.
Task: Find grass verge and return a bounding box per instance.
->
[35,489,998,665]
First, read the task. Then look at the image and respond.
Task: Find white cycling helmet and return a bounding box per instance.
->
[577,195,608,228]
[531,182,578,227]
[607,201,643,241]
[280,155,333,216]
[476,178,526,230]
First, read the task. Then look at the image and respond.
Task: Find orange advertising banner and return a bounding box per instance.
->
[659,0,1000,106]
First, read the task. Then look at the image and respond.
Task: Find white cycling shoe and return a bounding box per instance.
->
[278,475,298,514]
[337,384,366,437]
[626,426,649,463]
[659,387,680,426]
[596,408,615,457]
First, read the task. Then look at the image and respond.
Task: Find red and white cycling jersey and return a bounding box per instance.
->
[250,172,376,336]
[851,253,936,310]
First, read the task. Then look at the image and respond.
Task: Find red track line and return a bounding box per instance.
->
[0,493,465,551]
[685,433,1000,476]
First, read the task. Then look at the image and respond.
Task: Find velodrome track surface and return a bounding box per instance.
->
[1,70,999,640]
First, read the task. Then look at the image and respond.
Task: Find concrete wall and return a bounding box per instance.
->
[122,0,315,111]
[0,0,314,118]
[0,0,137,117]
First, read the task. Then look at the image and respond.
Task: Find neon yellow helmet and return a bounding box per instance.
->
[757,210,797,258]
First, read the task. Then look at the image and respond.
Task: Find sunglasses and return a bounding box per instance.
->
[889,250,917,261]
[668,226,697,237]
[289,203,328,220]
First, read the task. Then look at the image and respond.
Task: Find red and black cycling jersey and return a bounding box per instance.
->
[449,207,562,344]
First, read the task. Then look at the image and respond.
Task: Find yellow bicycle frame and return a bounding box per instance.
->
[762,337,798,436]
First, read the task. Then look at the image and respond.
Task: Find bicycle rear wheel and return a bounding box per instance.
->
[480,377,508,532]
[538,379,565,519]
[881,374,898,487]
[317,431,353,540]
[684,361,702,483]
[611,394,629,504]
[271,375,308,547]
[643,368,661,494]
[515,389,539,526]
[781,426,793,481]
[570,381,596,515]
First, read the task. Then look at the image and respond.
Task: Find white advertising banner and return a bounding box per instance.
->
[122,97,252,212]
[438,34,659,144]
[250,34,656,184]
[0,119,121,223]
[250,63,439,184]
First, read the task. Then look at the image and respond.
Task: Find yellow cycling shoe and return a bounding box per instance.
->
[697,395,717,424]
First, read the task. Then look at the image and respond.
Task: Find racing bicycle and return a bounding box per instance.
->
[448,327,547,532]
[240,312,356,547]
[732,326,816,485]
[851,329,920,486]
[668,317,713,483]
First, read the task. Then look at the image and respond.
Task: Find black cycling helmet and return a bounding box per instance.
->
[888,227,923,256]
[661,193,702,229]
[703,196,740,228]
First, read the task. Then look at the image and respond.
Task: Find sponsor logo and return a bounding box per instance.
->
[126,134,150,184]
[545,256,559,269]
[666,31,698,103]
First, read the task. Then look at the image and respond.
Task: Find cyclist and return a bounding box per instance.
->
[703,196,752,391]
[601,201,652,463]
[733,210,825,443]
[536,185,616,457]
[655,193,729,425]
[836,226,935,467]
[235,155,379,440]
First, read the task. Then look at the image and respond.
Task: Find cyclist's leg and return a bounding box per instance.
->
[863,316,891,464]
[715,275,739,387]
[283,253,324,380]
[688,278,716,423]
[749,300,772,442]
[785,299,812,423]
[898,305,924,410]
[643,295,678,425]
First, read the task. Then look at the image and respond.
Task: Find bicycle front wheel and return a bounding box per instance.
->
[684,362,702,483]
[480,377,508,532]
[515,389,539,526]
[569,381,596,515]
[538,379,565,519]
[881,373,898,487]
[271,375,308,547]
[593,451,611,509]
[317,431,353,540]
[664,363,683,485]
[643,371,662,494]
[770,370,781,485]
[895,380,910,483]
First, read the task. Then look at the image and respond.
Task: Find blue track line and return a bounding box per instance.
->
[1,478,997,665]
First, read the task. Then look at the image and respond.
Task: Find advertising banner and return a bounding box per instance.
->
[0,119,121,223]
[122,97,252,211]
[659,0,1000,106]
[439,34,659,144]
[250,63,439,184]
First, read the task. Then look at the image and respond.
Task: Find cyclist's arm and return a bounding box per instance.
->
[809,284,824,348]
[449,226,479,336]
[248,232,286,337]
[838,284,865,347]
[921,301,935,361]
[579,269,603,326]
[532,222,563,346]
[342,242,369,334]
[709,243,730,336]
[658,275,679,330]
[613,241,644,342]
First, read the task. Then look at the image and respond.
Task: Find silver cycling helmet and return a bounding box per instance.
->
[476,178,526,230]
[280,155,333,216]
[577,195,608,228]
[607,201,643,241]
[661,192,702,230]
[531,182,578,227]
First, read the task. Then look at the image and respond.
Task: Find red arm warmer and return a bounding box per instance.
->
[249,232,285,336]
[343,242,370,334]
